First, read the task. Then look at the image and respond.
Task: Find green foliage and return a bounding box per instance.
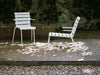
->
[33,0,58,25]
[96,22,100,30]
[56,11,74,28]
[73,0,100,19]
[0,0,16,23]
[0,0,100,29]
[15,0,25,11]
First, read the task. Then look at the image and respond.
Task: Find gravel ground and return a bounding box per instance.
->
[1,39,100,61]
[0,65,100,75]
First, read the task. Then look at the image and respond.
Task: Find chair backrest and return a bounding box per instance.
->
[14,12,31,27]
[71,16,81,37]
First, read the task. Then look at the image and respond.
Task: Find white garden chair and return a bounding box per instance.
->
[12,12,36,44]
[48,16,81,50]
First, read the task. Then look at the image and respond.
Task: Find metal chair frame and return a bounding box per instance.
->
[48,16,81,50]
[12,12,36,44]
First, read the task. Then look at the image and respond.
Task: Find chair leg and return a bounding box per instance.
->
[48,36,50,48]
[44,35,50,55]
[12,27,16,44]
[33,30,35,44]
[21,30,23,44]
[48,35,50,48]
[71,37,77,51]
[31,29,32,42]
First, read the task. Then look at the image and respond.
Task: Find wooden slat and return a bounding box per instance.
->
[14,12,29,15]
[62,27,72,29]
[15,18,31,21]
[15,21,30,25]
[50,32,71,37]
[15,15,30,18]
[16,25,30,27]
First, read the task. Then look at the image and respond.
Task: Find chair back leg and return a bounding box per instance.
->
[33,30,35,44]
[48,35,50,48]
[71,37,77,51]
[12,27,16,44]
[31,30,32,42]
[45,35,50,55]
[21,30,23,44]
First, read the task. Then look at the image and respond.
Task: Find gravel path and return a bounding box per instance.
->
[0,65,100,75]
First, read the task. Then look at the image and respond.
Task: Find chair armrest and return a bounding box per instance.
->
[31,19,35,21]
[62,27,73,29]
[13,19,15,21]
[62,27,72,32]
[63,30,72,32]
[13,18,35,21]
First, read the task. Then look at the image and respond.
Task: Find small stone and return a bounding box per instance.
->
[0,65,99,74]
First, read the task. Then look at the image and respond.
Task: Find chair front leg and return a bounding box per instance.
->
[44,35,50,55]
[31,29,32,42]
[48,35,50,48]
[21,30,23,44]
[12,27,16,44]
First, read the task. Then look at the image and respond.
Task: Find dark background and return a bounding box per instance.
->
[0,0,100,29]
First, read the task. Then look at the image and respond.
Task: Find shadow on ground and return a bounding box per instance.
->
[0,39,100,61]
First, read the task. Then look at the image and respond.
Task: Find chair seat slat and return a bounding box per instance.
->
[49,32,71,38]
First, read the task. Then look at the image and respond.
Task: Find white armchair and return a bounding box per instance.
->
[48,16,81,50]
[12,12,36,44]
